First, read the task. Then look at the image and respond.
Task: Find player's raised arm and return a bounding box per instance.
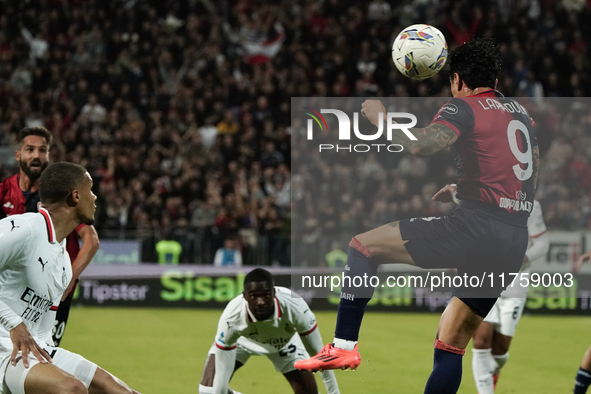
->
[361,99,458,156]
[400,122,458,156]
[62,224,99,301]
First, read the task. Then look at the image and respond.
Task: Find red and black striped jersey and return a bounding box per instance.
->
[431,90,537,220]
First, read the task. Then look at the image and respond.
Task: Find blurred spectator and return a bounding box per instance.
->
[81,94,107,124]
[19,22,48,63]
[213,237,243,267]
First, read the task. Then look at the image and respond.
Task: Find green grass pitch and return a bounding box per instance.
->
[61,307,589,393]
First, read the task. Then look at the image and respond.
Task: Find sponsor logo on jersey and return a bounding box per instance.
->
[441,104,458,114]
[263,337,291,350]
[516,190,526,200]
[10,220,19,231]
[499,197,532,212]
[38,257,48,272]
[3,202,13,209]
[19,287,53,323]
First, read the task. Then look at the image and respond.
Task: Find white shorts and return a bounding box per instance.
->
[0,346,97,394]
[483,297,526,337]
[208,335,308,374]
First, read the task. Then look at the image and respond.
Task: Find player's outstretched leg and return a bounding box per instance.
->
[574,346,591,394]
[424,297,484,394]
[295,223,415,372]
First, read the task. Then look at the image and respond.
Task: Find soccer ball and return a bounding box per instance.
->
[392,24,448,80]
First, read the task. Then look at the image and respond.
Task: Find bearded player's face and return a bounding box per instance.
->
[16,135,50,181]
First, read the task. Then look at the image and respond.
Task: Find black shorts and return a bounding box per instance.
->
[400,200,528,317]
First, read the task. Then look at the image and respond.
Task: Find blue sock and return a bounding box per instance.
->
[424,343,464,394]
[334,241,377,342]
[575,367,591,394]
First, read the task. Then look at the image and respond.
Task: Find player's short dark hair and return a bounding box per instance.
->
[447,38,501,90]
[244,268,274,287]
[16,127,53,147]
[39,162,88,204]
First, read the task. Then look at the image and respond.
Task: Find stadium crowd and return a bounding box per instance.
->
[0,0,589,265]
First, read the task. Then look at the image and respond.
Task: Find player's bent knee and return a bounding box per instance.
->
[33,376,87,394]
[472,334,492,350]
[64,378,88,394]
[353,224,414,265]
[349,236,373,257]
[88,367,135,394]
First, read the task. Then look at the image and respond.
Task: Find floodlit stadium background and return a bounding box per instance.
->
[0,1,590,393]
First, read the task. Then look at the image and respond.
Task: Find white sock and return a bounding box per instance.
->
[492,352,509,375]
[198,384,213,394]
[199,384,243,394]
[472,348,496,394]
[333,338,357,350]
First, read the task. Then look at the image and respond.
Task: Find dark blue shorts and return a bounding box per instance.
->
[399,200,528,317]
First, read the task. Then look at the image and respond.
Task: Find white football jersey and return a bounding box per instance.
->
[214,287,317,354]
[0,208,72,352]
[502,200,547,298]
